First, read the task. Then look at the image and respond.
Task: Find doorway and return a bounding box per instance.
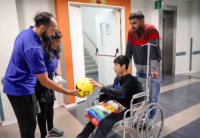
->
[162,6,177,76]
[68,2,125,103]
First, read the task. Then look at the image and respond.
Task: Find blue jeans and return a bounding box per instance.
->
[136,73,161,119]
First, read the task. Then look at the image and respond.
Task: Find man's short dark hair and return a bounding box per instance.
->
[114,55,129,70]
[129,10,145,20]
[33,12,55,28]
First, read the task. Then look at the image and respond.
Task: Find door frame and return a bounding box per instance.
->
[68,2,126,103]
[69,2,126,55]
[160,5,177,75]
[54,0,131,105]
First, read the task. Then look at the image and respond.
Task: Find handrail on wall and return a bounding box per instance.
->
[82,28,119,57]
[96,54,116,57]
[95,48,118,57]
[82,29,97,49]
[1,77,3,84]
[0,77,5,121]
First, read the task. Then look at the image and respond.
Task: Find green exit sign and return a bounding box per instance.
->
[155,1,162,9]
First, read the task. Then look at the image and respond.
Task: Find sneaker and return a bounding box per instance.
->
[147,119,154,130]
[49,128,64,137]
[41,135,50,138]
[138,119,154,131]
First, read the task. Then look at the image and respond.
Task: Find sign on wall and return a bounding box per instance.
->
[155,1,162,9]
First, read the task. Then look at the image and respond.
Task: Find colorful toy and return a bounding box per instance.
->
[107,100,119,110]
[87,109,102,122]
[103,105,115,112]
[107,100,114,105]
[94,105,111,114]
[91,107,106,119]
[103,103,108,106]
[76,78,94,96]
[114,101,126,111]
[85,113,100,126]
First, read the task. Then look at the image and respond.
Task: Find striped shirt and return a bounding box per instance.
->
[125,23,161,74]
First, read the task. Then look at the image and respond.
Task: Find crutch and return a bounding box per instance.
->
[141,43,157,99]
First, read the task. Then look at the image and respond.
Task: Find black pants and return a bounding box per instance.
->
[77,111,124,138]
[7,93,37,138]
[37,101,54,137]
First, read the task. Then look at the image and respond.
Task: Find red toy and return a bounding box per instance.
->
[85,113,100,126]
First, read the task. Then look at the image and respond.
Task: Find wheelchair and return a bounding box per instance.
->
[87,77,164,138]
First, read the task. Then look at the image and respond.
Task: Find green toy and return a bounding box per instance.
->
[91,107,106,119]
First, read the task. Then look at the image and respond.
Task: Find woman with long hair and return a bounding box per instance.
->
[35,30,64,138]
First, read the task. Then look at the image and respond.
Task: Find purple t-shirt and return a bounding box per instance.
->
[44,50,58,76]
[3,26,47,96]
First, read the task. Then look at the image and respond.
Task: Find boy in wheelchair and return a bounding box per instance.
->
[76,55,143,138]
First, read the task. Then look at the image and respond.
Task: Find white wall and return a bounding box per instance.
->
[191,1,200,71]
[81,7,113,63]
[0,0,20,124]
[96,10,121,85]
[131,0,200,74]
[163,0,190,73]
[132,0,158,24]
[0,0,64,125]
[131,0,146,15]
[16,0,56,31]
[163,0,200,73]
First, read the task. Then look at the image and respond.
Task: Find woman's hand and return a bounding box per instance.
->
[67,89,85,98]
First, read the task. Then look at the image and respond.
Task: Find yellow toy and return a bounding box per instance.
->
[76,78,94,96]
[103,106,115,112]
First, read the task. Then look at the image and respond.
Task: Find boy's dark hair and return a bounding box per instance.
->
[42,29,62,61]
[33,12,55,28]
[129,10,145,20]
[114,55,129,70]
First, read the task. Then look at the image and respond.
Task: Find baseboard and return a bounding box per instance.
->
[63,103,77,109]
[53,103,64,108]
[2,119,17,126]
[0,103,66,126]
[185,70,200,74]
[175,70,200,75]
[175,71,188,75]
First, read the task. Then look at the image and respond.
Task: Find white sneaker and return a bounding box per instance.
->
[147,119,154,130]
[138,119,154,131]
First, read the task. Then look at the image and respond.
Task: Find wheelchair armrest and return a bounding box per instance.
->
[92,98,100,106]
[132,91,148,99]
[130,92,148,117]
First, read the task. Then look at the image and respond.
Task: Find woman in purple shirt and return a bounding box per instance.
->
[35,30,64,138]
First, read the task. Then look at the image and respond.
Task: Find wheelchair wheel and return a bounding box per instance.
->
[136,102,164,138]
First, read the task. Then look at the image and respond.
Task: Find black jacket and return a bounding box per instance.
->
[101,74,143,109]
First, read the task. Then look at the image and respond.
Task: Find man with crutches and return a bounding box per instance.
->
[125,10,162,129]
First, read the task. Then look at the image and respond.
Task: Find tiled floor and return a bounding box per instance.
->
[68,72,200,138]
[0,72,200,138]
